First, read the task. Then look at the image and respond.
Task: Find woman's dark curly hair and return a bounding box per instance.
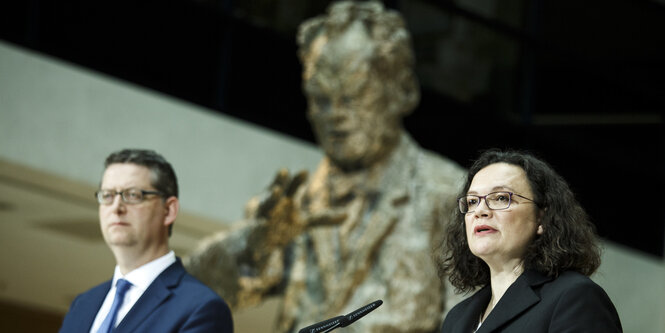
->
[438,149,601,293]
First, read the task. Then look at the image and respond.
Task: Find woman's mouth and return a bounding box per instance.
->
[474,225,497,235]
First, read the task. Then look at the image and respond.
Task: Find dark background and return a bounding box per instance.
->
[1,0,663,257]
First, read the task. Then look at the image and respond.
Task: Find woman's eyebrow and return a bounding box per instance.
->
[467,185,516,195]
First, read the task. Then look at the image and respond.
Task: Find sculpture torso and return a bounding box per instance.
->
[276,134,464,333]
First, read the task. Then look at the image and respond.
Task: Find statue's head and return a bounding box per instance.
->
[297,1,419,171]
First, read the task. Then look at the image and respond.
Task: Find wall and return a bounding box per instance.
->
[0,40,322,223]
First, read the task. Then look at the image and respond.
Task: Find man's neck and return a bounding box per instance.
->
[113,245,170,275]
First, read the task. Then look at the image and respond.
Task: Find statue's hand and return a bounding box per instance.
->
[245,168,347,262]
[254,168,308,220]
[245,169,309,253]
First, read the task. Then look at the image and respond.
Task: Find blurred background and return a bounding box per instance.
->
[0,0,663,331]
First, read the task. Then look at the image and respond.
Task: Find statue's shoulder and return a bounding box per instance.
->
[417,148,466,188]
[396,135,466,195]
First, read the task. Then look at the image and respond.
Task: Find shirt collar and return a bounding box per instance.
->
[111,251,176,291]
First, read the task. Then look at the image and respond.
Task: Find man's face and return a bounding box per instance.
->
[99,163,172,252]
[303,28,402,170]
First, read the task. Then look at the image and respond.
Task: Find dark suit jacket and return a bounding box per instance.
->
[441,270,622,333]
[60,259,233,333]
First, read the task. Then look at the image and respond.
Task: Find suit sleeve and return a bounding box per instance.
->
[179,297,234,333]
[549,280,622,332]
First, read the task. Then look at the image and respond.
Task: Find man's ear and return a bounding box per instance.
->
[163,197,179,227]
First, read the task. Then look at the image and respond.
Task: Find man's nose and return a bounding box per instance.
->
[109,193,127,212]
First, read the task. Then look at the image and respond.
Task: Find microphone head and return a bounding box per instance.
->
[297,315,344,333]
[340,300,383,327]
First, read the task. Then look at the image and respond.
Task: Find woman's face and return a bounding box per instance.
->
[465,163,543,268]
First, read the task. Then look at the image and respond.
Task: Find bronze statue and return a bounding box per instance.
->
[185,2,465,332]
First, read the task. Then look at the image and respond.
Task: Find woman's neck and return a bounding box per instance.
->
[482,261,525,322]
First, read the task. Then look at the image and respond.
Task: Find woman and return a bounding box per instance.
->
[439,150,622,332]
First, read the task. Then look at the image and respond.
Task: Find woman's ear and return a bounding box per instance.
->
[537,207,547,221]
[537,208,546,235]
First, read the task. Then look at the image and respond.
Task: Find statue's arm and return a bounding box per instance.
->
[184,169,309,309]
[184,219,286,310]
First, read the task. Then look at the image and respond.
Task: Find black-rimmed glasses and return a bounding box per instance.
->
[458,191,535,213]
[95,188,163,205]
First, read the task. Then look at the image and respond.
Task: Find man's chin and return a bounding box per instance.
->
[104,235,136,247]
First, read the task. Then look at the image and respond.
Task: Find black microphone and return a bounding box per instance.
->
[298,300,383,333]
[339,299,383,327]
[297,315,344,333]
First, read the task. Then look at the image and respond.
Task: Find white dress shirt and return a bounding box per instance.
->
[89,251,176,333]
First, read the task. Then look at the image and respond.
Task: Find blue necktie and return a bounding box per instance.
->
[97,279,132,333]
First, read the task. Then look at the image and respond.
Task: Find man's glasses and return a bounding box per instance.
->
[95,188,163,205]
[458,191,535,213]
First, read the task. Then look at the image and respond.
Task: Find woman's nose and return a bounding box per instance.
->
[474,198,492,217]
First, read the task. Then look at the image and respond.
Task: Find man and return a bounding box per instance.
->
[186,2,464,332]
[60,149,233,333]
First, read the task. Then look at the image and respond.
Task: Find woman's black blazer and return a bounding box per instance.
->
[441,270,622,332]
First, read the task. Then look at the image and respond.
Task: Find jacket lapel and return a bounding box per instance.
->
[477,270,551,333]
[77,281,112,332]
[454,286,492,333]
[114,260,185,332]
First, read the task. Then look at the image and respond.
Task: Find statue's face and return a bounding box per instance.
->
[303,23,403,171]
